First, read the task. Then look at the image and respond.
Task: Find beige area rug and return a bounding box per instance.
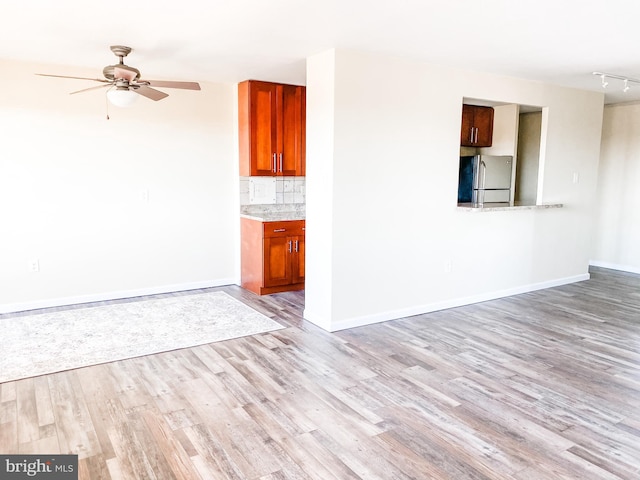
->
[0,291,284,384]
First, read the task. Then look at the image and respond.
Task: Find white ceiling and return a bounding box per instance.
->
[2,0,640,104]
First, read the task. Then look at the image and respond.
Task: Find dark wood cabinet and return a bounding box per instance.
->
[461,104,494,147]
[241,218,305,295]
[238,80,306,176]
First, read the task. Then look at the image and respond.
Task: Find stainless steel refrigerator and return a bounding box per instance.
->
[458,155,513,205]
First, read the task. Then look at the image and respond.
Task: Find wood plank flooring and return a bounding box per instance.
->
[1,267,639,479]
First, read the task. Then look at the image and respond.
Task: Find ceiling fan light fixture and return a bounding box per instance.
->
[107,87,138,107]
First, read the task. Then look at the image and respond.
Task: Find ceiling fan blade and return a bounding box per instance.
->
[36,73,109,83]
[135,85,169,101]
[114,66,138,82]
[70,84,112,95]
[145,79,201,90]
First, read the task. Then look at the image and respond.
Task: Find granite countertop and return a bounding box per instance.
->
[457,203,563,212]
[240,204,305,222]
[241,211,306,221]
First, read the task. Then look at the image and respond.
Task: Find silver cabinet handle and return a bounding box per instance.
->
[272,153,277,173]
[474,127,479,144]
[273,228,286,232]
[288,240,293,253]
[279,153,283,172]
[294,240,299,252]
[469,128,474,144]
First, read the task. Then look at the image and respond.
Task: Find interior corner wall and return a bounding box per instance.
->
[304,48,604,332]
[591,102,640,273]
[0,59,238,313]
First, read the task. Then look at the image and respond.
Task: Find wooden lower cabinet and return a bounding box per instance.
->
[241,218,305,295]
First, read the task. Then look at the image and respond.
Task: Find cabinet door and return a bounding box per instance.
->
[291,235,305,284]
[473,106,494,147]
[263,236,292,287]
[460,104,475,146]
[280,85,306,176]
[250,82,278,175]
[239,81,277,176]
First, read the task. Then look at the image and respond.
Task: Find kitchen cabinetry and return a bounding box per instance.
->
[461,104,494,147]
[238,80,306,176]
[241,218,305,295]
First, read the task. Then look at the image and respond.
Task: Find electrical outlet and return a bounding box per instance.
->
[140,189,149,202]
[29,258,40,272]
[572,172,580,184]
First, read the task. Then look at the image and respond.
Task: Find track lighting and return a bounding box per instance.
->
[601,74,608,88]
[593,72,640,93]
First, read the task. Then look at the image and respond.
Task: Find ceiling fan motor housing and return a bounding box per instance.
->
[103,64,141,81]
[103,45,140,81]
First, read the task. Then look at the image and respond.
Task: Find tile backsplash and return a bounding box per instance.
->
[240,177,306,206]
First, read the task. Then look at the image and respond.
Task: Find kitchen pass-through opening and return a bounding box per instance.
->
[457,99,545,207]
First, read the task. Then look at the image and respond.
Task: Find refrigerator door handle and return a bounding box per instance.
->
[479,160,486,189]
[475,159,487,205]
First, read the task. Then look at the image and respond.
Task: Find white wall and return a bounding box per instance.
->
[480,103,519,156]
[591,102,640,273]
[0,59,238,313]
[516,112,542,205]
[303,50,336,331]
[305,49,604,331]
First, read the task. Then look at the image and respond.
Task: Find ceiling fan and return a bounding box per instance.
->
[37,45,201,107]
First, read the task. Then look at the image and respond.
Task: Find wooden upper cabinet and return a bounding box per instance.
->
[461,104,494,147]
[238,80,306,176]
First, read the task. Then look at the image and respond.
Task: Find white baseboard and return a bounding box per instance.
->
[308,273,590,332]
[589,260,640,275]
[300,308,333,332]
[0,278,238,314]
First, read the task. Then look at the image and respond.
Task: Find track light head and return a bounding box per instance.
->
[593,72,640,93]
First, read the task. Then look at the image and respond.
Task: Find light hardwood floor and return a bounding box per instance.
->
[1,267,639,479]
